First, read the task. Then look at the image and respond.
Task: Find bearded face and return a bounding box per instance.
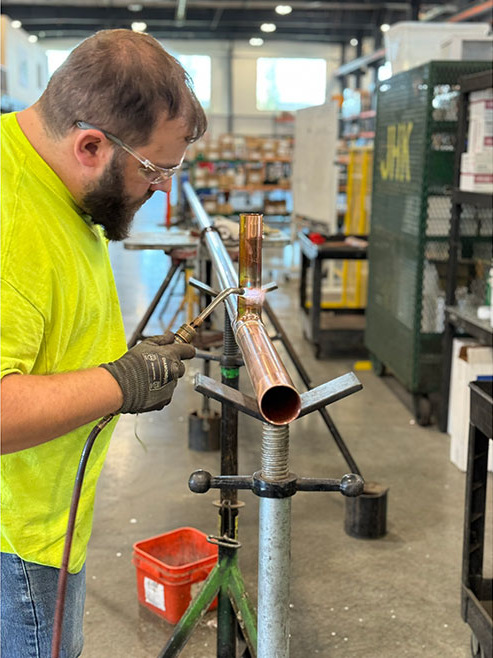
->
[81,150,153,241]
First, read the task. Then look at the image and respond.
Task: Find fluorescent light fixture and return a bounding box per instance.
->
[28,34,38,43]
[128,3,143,10]
[275,5,292,15]
[11,20,22,29]
[380,23,390,33]
[350,38,358,47]
[260,23,277,33]
[249,37,264,47]
[131,21,147,32]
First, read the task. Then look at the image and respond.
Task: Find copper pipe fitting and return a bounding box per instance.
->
[183,184,301,426]
[235,213,301,426]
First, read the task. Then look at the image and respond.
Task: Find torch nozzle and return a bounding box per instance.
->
[174,286,245,344]
[191,286,245,329]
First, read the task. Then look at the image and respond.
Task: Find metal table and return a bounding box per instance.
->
[298,231,368,358]
[124,228,291,252]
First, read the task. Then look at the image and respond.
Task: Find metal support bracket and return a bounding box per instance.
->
[194,371,362,422]
[188,469,364,499]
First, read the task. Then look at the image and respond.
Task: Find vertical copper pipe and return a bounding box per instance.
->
[238,213,263,319]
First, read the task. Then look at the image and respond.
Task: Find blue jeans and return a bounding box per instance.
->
[1,553,86,658]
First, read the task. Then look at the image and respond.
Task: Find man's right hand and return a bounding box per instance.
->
[100,332,195,414]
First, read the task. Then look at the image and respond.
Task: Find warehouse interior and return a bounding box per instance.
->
[1,1,492,657]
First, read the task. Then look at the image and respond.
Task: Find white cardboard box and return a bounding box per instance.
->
[470,89,493,103]
[448,339,493,472]
[385,21,490,75]
[461,151,493,174]
[460,152,493,192]
[460,172,493,193]
[467,98,493,152]
[439,35,493,61]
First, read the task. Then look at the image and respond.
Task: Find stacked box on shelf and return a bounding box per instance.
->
[460,87,493,193]
[365,61,491,402]
[185,133,293,216]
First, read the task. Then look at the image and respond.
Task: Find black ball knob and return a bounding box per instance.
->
[188,470,212,493]
[340,473,365,497]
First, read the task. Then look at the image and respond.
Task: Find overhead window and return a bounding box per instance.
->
[176,54,211,109]
[45,49,72,77]
[257,57,326,111]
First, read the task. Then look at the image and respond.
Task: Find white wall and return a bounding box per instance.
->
[40,35,343,138]
[1,16,49,110]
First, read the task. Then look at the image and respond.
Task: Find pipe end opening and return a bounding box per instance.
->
[260,386,301,425]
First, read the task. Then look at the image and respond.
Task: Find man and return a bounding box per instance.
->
[1,29,207,657]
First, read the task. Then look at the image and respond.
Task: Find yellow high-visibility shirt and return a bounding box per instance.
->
[1,112,127,573]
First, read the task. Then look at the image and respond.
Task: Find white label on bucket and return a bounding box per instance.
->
[190,581,201,600]
[144,577,165,611]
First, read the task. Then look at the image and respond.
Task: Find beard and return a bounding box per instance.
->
[81,153,153,241]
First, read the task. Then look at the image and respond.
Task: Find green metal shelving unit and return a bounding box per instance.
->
[365,60,492,425]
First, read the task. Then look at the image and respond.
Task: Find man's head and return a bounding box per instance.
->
[36,29,207,240]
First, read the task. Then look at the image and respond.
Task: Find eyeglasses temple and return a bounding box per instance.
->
[75,121,157,172]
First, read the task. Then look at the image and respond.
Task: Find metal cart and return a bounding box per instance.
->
[462,380,492,658]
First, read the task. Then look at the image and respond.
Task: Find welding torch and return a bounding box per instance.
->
[174,285,245,344]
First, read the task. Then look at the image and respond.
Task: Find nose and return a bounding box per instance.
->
[150,178,172,194]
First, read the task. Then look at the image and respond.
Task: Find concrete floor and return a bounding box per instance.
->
[81,196,491,657]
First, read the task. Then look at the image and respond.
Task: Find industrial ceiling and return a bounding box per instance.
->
[2,1,491,45]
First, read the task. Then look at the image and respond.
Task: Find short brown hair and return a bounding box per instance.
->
[38,29,207,146]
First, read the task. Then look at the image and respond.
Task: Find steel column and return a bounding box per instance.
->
[257,424,291,658]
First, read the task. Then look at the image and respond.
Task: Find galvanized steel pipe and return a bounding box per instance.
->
[258,423,292,658]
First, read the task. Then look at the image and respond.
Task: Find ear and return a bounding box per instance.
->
[73,129,113,169]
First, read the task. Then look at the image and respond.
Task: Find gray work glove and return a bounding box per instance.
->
[100,332,195,414]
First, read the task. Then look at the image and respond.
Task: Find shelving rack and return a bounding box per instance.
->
[183,133,293,224]
[439,69,493,433]
[365,60,491,426]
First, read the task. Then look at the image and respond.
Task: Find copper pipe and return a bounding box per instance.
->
[183,183,301,425]
[238,213,263,318]
[236,213,301,425]
[234,318,301,424]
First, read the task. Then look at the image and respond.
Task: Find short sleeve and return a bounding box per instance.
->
[1,278,45,377]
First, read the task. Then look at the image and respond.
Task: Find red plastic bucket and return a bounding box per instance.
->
[132,526,218,624]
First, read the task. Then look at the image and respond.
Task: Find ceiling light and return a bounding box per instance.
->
[28,34,38,43]
[128,3,143,10]
[380,23,390,33]
[275,5,292,15]
[249,37,264,47]
[260,23,276,33]
[39,31,46,38]
[131,21,147,32]
[11,20,22,29]
[350,38,358,47]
